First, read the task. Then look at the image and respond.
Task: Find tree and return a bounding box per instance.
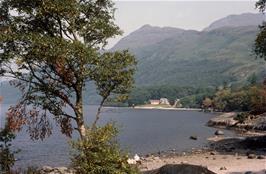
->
[255,0,266,59]
[247,73,258,86]
[248,85,266,114]
[0,0,136,140]
[0,119,16,173]
[202,97,212,110]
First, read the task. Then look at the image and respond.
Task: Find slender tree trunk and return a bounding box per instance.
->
[75,88,86,139]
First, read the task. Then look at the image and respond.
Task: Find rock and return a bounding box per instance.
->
[134,154,140,161]
[247,154,256,159]
[190,136,198,140]
[257,155,265,159]
[42,166,53,172]
[245,172,253,174]
[153,156,160,161]
[39,166,74,174]
[214,130,224,135]
[147,164,216,174]
[127,158,137,164]
[220,166,227,170]
[210,151,216,155]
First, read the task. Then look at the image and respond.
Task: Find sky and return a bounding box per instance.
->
[107,1,259,48]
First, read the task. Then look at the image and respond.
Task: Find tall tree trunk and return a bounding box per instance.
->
[76,88,86,139]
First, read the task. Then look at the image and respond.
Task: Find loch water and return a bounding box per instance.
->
[0,105,234,167]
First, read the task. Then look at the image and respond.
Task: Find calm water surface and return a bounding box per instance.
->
[0,105,234,168]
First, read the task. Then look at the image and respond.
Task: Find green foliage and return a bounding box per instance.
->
[248,85,266,114]
[255,0,266,60]
[0,121,16,173]
[204,83,266,113]
[0,0,136,139]
[234,112,249,124]
[127,85,215,106]
[113,24,265,88]
[202,98,213,109]
[70,123,139,174]
[247,73,258,85]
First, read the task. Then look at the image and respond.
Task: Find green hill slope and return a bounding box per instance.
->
[112,21,266,87]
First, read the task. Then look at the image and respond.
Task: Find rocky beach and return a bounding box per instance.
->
[137,111,266,174]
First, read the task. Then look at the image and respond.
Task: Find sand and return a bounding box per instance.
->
[140,152,266,174]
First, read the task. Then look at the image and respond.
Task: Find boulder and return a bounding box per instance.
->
[257,155,265,159]
[247,154,256,159]
[214,130,224,135]
[144,164,216,174]
[190,136,198,140]
[244,172,253,174]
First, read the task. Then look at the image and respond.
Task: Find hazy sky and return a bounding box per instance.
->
[107,1,258,48]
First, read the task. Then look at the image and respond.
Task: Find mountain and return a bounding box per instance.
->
[2,13,266,104]
[111,24,187,51]
[203,13,265,31]
[112,13,266,87]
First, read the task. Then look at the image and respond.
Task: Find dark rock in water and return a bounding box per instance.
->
[190,136,198,140]
[214,130,224,135]
[144,164,216,174]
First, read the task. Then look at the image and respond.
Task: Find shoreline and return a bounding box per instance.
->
[140,133,266,173]
[140,149,266,174]
[139,111,266,173]
[133,106,202,111]
[103,105,202,111]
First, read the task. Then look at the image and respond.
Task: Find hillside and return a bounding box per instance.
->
[112,13,266,87]
[203,13,265,31]
[2,13,266,104]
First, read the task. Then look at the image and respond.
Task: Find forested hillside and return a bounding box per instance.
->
[2,13,266,105]
[113,13,266,87]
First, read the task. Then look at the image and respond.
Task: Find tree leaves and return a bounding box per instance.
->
[0,0,136,139]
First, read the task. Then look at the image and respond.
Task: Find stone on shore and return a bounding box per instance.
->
[144,164,216,174]
[39,167,75,174]
[214,130,224,136]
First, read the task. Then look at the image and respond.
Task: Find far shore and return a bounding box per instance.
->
[133,106,202,111]
[102,105,203,111]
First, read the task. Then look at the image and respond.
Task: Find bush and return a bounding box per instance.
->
[70,123,139,174]
[0,121,17,173]
[234,112,249,124]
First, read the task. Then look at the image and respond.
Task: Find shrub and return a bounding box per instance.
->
[234,112,249,124]
[70,123,139,174]
[0,121,17,173]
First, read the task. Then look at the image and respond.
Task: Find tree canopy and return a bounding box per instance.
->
[255,0,266,59]
[0,0,136,139]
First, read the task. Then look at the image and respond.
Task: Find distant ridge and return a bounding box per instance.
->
[111,13,266,87]
[111,25,190,51]
[203,13,265,31]
[3,13,266,104]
